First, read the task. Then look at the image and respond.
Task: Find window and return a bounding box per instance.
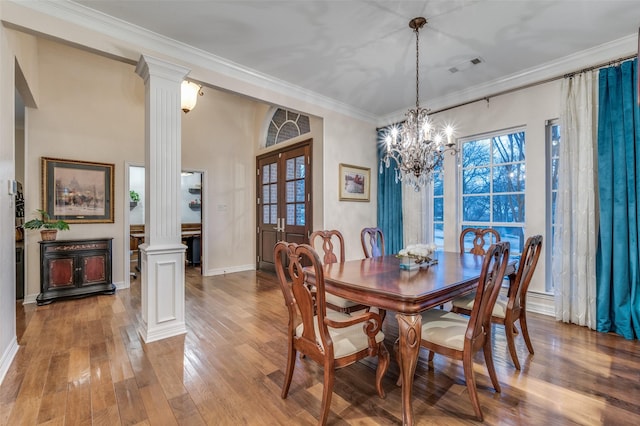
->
[266,108,310,147]
[432,164,444,248]
[460,128,526,254]
[546,119,560,293]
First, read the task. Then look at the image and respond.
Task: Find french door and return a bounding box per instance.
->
[256,140,312,271]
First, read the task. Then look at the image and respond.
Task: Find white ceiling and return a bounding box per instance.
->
[66,1,640,119]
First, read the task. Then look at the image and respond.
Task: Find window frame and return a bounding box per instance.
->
[545,118,560,294]
[458,126,527,254]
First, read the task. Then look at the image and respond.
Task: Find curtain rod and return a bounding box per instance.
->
[378,52,638,129]
[428,53,637,116]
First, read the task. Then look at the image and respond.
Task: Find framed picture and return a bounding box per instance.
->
[42,157,114,223]
[339,163,370,201]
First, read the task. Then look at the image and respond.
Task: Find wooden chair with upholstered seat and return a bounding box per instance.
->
[451,234,543,370]
[309,230,368,314]
[416,241,510,422]
[460,227,501,255]
[361,227,385,258]
[274,241,389,425]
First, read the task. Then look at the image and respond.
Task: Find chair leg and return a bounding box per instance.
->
[281,346,296,399]
[393,338,402,387]
[319,364,335,426]
[505,320,521,370]
[520,313,535,355]
[483,341,501,393]
[462,354,483,422]
[375,343,390,398]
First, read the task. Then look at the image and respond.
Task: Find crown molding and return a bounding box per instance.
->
[378,33,637,127]
[9,0,377,123]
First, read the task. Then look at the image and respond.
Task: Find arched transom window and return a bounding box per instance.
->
[266,108,310,147]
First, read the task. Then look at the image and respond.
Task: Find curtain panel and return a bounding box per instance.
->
[553,71,598,329]
[377,128,403,254]
[596,59,640,340]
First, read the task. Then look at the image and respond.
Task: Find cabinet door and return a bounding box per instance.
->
[80,254,108,286]
[47,257,75,289]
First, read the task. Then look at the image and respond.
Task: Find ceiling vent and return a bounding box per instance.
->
[449,57,484,74]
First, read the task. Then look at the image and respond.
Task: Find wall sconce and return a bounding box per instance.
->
[181,81,203,113]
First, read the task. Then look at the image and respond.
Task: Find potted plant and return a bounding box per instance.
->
[130,190,140,209]
[23,209,70,241]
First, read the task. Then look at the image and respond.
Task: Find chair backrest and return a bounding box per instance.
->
[361,227,385,258]
[274,241,330,361]
[460,227,501,255]
[466,241,510,349]
[309,230,345,264]
[510,235,543,311]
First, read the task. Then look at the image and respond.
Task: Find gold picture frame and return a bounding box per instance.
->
[42,157,115,223]
[339,163,370,202]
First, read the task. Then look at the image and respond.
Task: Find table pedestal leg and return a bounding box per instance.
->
[396,313,421,426]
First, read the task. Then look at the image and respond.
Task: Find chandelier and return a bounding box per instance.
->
[380,17,458,191]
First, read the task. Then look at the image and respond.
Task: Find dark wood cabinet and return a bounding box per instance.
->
[37,238,115,305]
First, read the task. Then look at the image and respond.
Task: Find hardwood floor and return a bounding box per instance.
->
[2,268,639,425]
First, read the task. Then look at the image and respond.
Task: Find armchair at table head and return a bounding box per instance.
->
[273,241,389,425]
[460,227,501,255]
[361,227,385,258]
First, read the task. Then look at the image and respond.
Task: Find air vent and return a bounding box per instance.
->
[448,57,484,74]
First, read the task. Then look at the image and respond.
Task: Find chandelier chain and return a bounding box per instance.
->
[415,25,420,109]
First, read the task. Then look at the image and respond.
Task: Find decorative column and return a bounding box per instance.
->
[135,55,188,343]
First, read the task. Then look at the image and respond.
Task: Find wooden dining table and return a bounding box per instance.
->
[307,251,517,426]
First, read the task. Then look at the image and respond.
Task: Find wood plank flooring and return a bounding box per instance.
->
[2,268,640,425]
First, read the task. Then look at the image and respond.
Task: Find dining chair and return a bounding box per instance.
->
[451,234,543,370]
[309,230,368,314]
[274,241,389,425]
[417,241,510,422]
[460,227,501,255]
[361,227,385,258]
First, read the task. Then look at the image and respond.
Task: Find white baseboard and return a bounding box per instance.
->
[204,264,256,276]
[22,293,38,305]
[0,336,19,385]
[527,291,555,316]
[114,280,128,290]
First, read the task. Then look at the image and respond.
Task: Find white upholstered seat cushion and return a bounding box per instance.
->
[325,293,361,308]
[295,312,385,358]
[420,309,470,352]
[451,292,508,318]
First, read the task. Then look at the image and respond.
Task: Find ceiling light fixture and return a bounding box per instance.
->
[381,17,458,191]
[181,81,203,113]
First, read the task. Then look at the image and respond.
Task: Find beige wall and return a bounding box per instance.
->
[23,39,144,298]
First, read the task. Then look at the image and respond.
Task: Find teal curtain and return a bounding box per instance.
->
[596,58,640,340]
[377,127,403,254]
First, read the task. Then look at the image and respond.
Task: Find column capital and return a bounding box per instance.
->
[135,54,190,83]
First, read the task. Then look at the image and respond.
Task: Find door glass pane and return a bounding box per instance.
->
[270,184,277,203]
[262,185,270,203]
[270,205,277,224]
[286,204,295,225]
[286,158,295,180]
[263,205,270,224]
[296,180,305,202]
[286,181,295,202]
[296,204,305,226]
[270,163,277,183]
[296,156,305,178]
[262,165,270,184]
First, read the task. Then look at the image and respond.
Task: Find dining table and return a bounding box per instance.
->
[306,251,517,426]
